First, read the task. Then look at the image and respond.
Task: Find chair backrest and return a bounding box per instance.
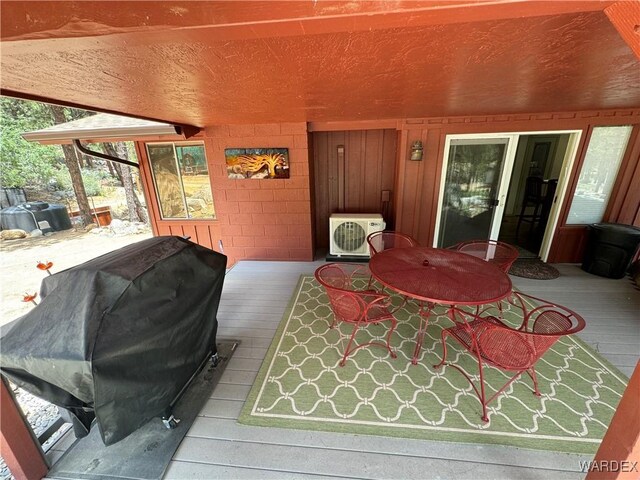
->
[455,240,519,272]
[367,231,418,256]
[497,292,586,363]
[314,263,386,324]
[524,176,544,202]
[455,293,586,370]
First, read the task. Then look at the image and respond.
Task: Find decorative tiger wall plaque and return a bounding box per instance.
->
[224,148,290,179]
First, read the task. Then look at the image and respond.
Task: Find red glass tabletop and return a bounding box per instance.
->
[369,247,512,305]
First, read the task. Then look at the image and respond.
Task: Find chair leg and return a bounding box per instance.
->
[529,202,541,233]
[367,275,374,291]
[412,303,433,365]
[339,323,361,367]
[433,330,450,369]
[526,367,541,396]
[385,317,398,359]
[477,354,489,422]
[516,201,528,237]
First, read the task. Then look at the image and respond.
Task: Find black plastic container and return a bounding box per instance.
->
[0,187,27,209]
[582,223,640,279]
[0,201,72,233]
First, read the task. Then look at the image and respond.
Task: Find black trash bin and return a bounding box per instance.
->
[582,223,640,279]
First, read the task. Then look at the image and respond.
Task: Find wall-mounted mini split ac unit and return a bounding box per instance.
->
[329,213,386,257]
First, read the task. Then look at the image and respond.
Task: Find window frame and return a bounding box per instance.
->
[146,141,216,221]
[565,125,633,225]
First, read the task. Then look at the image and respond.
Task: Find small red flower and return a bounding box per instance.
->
[22,292,38,305]
[37,261,54,275]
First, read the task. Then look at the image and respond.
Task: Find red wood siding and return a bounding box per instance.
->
[312,129,397,249]
[392,109,640,262]
[138,123,313,266]
[138,108,639,266]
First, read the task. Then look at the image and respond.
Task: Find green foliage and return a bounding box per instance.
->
[50,168,107,196]
[0,98,61,188]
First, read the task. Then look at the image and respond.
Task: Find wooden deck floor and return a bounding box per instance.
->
[48,261,640,479]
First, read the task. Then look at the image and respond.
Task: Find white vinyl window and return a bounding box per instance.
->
[146,142,215,220]
[566,126,632,225]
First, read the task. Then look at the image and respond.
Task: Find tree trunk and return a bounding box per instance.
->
[104,143,147,223]
[47,105,93,226]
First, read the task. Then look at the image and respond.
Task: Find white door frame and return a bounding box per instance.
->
[433,130,583,262]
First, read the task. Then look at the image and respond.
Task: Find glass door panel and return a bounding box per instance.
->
[437,138,513,248]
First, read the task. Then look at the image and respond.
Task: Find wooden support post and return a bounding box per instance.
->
[586,362,640,479]
[0,378,48,480]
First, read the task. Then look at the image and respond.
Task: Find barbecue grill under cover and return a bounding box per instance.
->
[0,236,227,445]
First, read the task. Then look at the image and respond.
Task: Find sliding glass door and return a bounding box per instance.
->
[435,136,517,248]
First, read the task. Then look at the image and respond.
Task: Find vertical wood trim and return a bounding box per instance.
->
[585,361,640,480]
[182,224,198,243]
[337,144,345,212]
[425,128,444,246]
[135,141,159,237]
[0,378,48,480]
[382,129,398,227]
[359,131,367,208]
[307,132,317,254]
[394,129,410,232]
[195,225,213,250]
[169,224,185,237]
[410,130,426,239]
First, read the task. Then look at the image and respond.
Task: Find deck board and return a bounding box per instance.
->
[44,261,637,479]
[171,437,585,479]
[159,261,639,479]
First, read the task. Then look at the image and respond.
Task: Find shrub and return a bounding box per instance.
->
[49,168,106,196]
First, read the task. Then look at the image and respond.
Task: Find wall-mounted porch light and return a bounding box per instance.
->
[409,140,423,161]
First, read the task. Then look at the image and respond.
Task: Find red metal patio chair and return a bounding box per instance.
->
[367,231,419,257]
[452,239,519,317]
[434,292,586,422]
[366,231,419,290]
[315,263,398,367]
[453,239,519,272]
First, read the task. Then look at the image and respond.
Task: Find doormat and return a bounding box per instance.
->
[509,258,560,280]
[239,276,627,454]
[47,340,238,480]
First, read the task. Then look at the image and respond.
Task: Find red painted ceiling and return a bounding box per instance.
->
[1,1,638,127]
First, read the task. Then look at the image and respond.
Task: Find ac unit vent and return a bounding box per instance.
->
[329,213,385,257]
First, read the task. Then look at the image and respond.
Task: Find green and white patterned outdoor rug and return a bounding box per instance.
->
[239,276,628,454]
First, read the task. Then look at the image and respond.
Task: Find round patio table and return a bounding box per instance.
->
[369,246,512,363]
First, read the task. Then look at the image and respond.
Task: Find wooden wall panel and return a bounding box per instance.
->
[195,224,214,250]
[136,107,639,266]
[606,126,640,226]
[395,108,640,262]
[312,129,397,248]
[547,226,589,264]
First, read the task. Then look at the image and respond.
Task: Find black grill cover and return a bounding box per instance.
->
[0,236,226,445]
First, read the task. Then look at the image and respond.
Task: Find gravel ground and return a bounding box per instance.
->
[0,225,153,478]
[1,224,151,327]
